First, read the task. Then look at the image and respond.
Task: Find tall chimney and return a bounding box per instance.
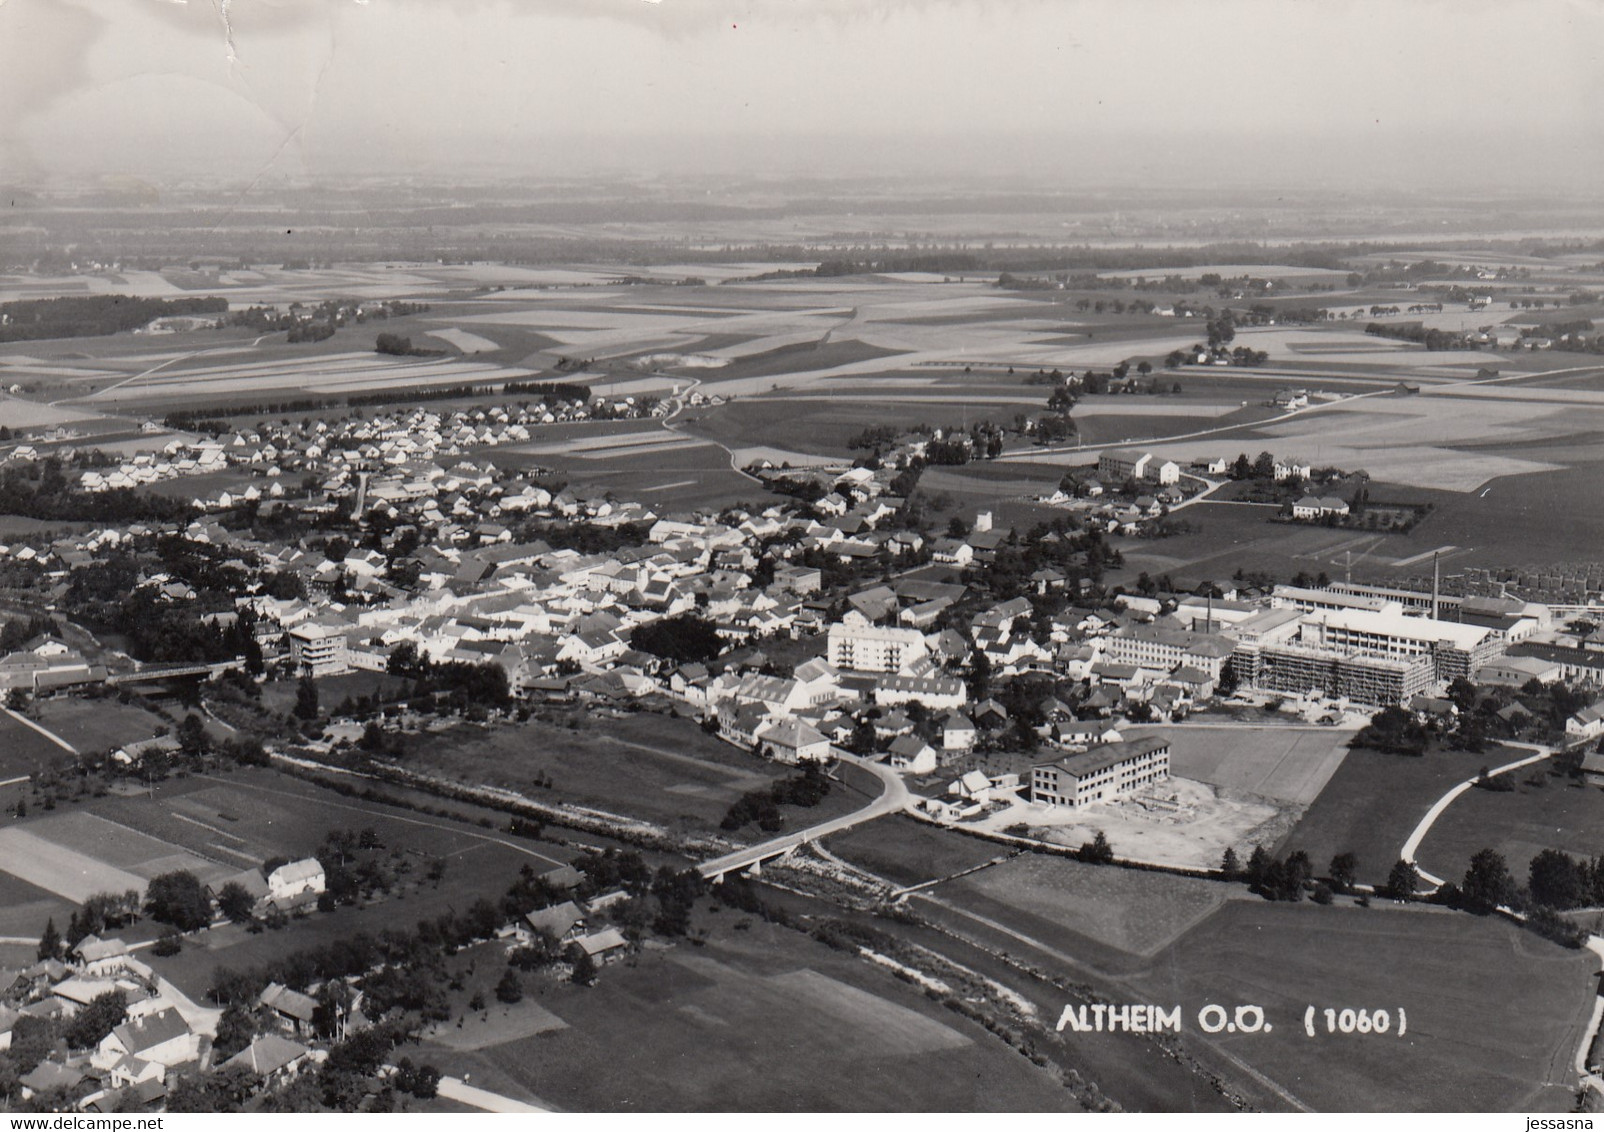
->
[1431,551,1440,620]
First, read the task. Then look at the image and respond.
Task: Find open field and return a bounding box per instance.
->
[1127,901,1596,1112]
[1414,766,1604,886]
[937,852,1233,960]
[419,912,1076,1112]
[30,697,167,756]
[0,869,75,940]
[18,810,234,887]
[825,815,1011,888]
[1123,725,1355,806]
[401,710,880,839]
[0,710,78,779]
[1279,745,1505,888]
[86,769,569,875]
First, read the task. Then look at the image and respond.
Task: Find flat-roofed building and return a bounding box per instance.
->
[1300,608,1498,681]
[1104,624,1236,681]
[1271,585,1400,616]
[1030,738,1170,809]
[288,621,351,677]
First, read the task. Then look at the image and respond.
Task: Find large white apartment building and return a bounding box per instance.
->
[826,609,930,674]
[288,622,352,677]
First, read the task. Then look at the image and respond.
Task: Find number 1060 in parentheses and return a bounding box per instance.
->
[1304,1006,1407,1037]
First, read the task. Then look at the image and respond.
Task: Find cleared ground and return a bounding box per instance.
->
[981,777,1292,871]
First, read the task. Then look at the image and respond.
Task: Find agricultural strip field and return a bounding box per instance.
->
[400,712,881,840]
[1413,765,1604,885]
[1278,745,1504,888]
[1122,725,1355,806]
[1125,901,1596,1113]
[0,869,76,940]
[21,811,234,886]
[493,436,761,512]
[80,769,570,875]
[0,826,151,904]
[419,915,1076,1112]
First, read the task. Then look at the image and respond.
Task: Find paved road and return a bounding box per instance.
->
[697,751,911,879]
[1398,740,1557,887]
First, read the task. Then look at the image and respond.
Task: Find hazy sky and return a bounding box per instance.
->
[2,0,1602,190]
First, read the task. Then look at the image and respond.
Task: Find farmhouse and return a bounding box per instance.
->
[754,717,832,764]
[1565,701,1604,741]
[1291,496,1350,520]
[525,901,586,940]
[222,1034,313,1083]
[259,983,319,1036]
[93,1008,198,1075]
[267,859,326,908]
[1030,738,1171,809]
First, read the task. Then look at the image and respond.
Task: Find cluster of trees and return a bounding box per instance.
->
[373,333,444,358]
[722,762,832,831]
[1364,321,1468,350]
[629,613,724,664]
[382,643,511,710]
[144,870,215,932]
[0,294,228,342]
[1353,705,1431,756]
[503,379,593,402]
[0,461,192,525]
[0,612,59,653]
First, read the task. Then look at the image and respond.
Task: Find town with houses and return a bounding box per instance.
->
[5,380,1604,1113]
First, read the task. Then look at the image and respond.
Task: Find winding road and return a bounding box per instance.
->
[1397,740,1558,887]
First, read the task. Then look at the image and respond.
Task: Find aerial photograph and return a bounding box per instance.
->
[1,0,1603,1117]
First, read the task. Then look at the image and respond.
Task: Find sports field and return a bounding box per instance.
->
[1127,901,1596,1112]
